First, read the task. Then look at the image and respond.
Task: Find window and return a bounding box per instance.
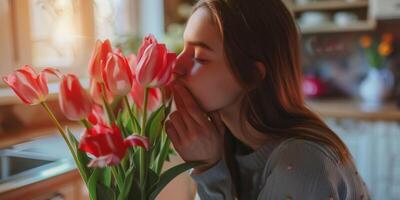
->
[0,0,147,85]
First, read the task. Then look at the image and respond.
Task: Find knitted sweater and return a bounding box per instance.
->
[191,138,370,200]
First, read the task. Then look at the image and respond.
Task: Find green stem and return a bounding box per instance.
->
[111,166,123,191]
[123,96,136,134]
[80,119,93,129]
[139,87,149,200]
[40,102,88,183]
[101,83,116,123]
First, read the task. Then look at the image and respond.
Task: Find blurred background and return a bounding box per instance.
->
[0,0,400,199]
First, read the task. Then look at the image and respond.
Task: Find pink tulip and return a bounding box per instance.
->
[59,74,92,121]
[79,123,149,167]
[103,52,133,96]
[135,35,176,87]
[88,39,113,82]
[2,65,60,105]
[89,79,114,105]
[130,80,162,113]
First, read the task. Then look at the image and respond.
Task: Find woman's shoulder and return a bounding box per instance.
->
[263,137,344,178]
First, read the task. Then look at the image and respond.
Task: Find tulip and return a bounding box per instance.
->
[359,35,372,48]
[90,79,114,105]
[130,53,162,112]
[378,42,393,57]
[130,80,162,113]
[88,39,113,82]
[59,74,92,121]
[87,104,106,125]
[103,52,133,96]
[135,35,176,87]
[2,65,60,105]
[79,123,149,167]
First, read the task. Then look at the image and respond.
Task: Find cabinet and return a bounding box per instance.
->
[283,0,376,34]
[370,0,400,19]
[0,170,87,200]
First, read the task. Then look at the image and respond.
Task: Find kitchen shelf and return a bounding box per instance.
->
[292,0,369,12]
[306,98,400,121]
[300,20,376,34]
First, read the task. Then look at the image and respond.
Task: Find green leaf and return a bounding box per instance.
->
[100,167,112,187]
[146,169,160,192]
[148,161,204,200]
[145,105,165,143]
[118,167,135,200]
[67,128,91,183]
[128,177,141,200]
[97,183,116,200]
[88,168,100,200]
[155,136,172,175]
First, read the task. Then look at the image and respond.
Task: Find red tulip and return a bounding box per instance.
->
[88,39,113,82]
[79,123,149,167]
[103,52,133,96]
[2,65,60,105]
[90,79,114,105]
[87,104,106,125]
[135,35,176,87]
[130,80,162,113]
[59,74,92,121]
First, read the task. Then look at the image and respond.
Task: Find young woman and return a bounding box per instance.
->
[165,0,370,199]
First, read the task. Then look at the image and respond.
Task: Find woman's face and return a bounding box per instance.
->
[173,7,244,112]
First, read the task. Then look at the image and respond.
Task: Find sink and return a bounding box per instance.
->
[0,151,56,180]
[0,135,77,194]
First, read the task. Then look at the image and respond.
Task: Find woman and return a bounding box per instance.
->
[165,0,370,199]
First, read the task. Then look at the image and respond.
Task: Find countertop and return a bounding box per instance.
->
[0,133,79,194]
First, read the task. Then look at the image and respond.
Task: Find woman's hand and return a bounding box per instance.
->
[165,82,225,173]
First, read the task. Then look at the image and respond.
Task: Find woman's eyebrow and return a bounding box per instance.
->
[187,40,214,51]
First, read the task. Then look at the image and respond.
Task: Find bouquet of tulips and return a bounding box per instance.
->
[2,35,202,200]
[359,33,394,69]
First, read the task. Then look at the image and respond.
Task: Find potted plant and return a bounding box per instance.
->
[2,35,203,200]
[358,33,395,111]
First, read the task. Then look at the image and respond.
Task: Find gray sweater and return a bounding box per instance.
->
[190,138,370,200]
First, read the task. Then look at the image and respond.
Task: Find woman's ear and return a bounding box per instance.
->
[255,61,266,80]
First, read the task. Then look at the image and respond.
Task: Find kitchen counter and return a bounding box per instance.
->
[306,98,400,121]
[0,133,79,195]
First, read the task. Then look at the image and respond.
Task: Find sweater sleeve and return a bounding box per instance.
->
[257,140,346,200]
[190,159,235,200]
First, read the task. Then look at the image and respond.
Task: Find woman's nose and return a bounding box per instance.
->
[173,53,193,78]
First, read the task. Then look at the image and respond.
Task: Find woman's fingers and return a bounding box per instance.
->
[165,120,181,145]
[173,84,209,125]
[209,112,225,135]
[173,90,197,128]
[169,111,189,141]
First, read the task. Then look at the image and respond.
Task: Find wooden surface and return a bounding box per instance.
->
[292,0,369,12]
[307,99,400,121]
[0,122,81,149]
[300,20,376,34]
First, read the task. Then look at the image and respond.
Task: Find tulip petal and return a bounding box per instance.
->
[3,66,46,105]
[59,74,92,121]
[87,154,121,168]
[124,135,150,151]
[153,52,176,87]
[137,34,157,61]
[103,53,133,96]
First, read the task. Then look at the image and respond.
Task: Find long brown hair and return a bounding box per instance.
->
[192,0,352,197]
